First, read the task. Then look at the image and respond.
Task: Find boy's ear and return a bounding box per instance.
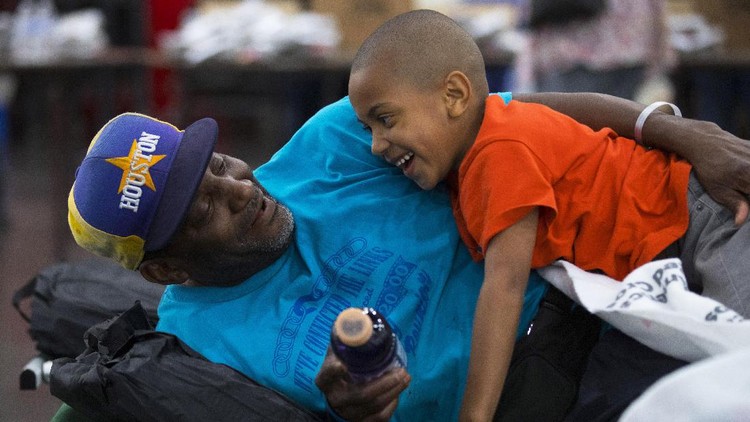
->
[138,259,190,286]
[443,70,472,118]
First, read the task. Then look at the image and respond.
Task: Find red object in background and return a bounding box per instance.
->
[147,0,194,118]
[148,0,194,45]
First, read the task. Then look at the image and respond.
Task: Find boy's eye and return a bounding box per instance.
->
[360,123,372,133]
[379,115,393,127]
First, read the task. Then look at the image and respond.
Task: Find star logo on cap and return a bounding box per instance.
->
[106,139,166,192]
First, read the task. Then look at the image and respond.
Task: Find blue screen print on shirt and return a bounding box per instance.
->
[156,94,548,421]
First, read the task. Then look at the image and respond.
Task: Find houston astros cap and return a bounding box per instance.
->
[68,112,217,269]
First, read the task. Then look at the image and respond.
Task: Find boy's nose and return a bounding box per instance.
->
[371,133,389,156]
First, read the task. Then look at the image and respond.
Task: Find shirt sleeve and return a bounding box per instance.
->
[459,140,557,256]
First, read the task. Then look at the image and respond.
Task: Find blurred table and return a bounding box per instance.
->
[677,48,750,69]
[173,53,352,166]
[1,48,159,261]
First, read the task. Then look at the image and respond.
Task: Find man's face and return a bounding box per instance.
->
[165,152,294,285]
[348,64,465,191]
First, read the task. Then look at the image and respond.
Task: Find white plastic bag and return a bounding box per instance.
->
[620,347,750,421]
[538,259,750,362]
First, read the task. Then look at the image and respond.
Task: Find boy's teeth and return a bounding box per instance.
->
[396,152,414,167]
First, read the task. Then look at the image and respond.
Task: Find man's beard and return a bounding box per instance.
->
[191,204,295,287]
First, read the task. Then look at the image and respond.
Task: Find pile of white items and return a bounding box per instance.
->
[9,0,107,64]
[539,258,750,419]
[159,0,341,65]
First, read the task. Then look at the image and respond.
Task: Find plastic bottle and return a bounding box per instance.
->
[330,307,407,383]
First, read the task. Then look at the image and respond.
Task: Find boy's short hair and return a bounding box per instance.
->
[68,113,217,269]
[351,9,488,95]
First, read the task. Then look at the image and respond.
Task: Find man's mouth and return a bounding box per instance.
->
[249,189,271,228]
[395,151,414,169]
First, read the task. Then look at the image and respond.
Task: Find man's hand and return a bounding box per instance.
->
[315,348,411,422]
[671,117,750,225]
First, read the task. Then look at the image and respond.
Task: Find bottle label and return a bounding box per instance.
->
[392,336,407,370]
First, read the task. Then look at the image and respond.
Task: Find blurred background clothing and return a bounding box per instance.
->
[679,0,750,139]
[516,0,675,101]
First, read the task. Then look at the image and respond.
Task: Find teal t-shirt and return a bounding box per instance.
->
[156,94,547,421]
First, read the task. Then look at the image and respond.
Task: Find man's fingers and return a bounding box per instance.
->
[316,342,411,421]
[331,369,411,421]
[695,176,750,226]
[361,398,401,422]
[734,200,749,226]
[358,369,411,408]
[340,369,410,409]
[315,354,348,390]
[711,187,750,226]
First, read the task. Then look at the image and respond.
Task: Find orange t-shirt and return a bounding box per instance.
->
[450,95,692,280]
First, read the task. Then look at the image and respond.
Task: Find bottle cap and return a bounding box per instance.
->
[334,308,373,347]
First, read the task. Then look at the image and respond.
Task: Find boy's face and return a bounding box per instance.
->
[349,65,468,190]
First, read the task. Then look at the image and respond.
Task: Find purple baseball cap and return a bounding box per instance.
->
[68,112,217,269]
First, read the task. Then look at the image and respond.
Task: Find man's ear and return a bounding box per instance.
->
[138,259,190,285]
[443,70,472,118]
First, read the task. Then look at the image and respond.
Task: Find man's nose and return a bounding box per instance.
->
[225,177,255,213]
[371,131,389,156]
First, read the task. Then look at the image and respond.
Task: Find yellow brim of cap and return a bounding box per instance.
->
[67,185,146,270]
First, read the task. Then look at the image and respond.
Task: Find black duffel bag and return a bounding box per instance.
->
[12,258,164,359]
[494,286,602,422]
[51,301,324,422]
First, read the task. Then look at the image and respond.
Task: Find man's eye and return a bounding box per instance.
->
[360,123,372,133]
[212,157,227,175]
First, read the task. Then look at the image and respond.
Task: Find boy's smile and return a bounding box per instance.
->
[395,151,414,169]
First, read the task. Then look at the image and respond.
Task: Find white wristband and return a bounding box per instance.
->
[634,101,682,147]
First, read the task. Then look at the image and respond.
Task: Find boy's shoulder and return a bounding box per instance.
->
[485,94,561,125]
[479,95,597,148]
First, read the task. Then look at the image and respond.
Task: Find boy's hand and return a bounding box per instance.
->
[315,348,411,421]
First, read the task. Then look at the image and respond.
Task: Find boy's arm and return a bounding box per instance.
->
[515,92,750,224]
[459,208,538,422]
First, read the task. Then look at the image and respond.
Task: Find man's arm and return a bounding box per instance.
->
[515,92,750,224]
